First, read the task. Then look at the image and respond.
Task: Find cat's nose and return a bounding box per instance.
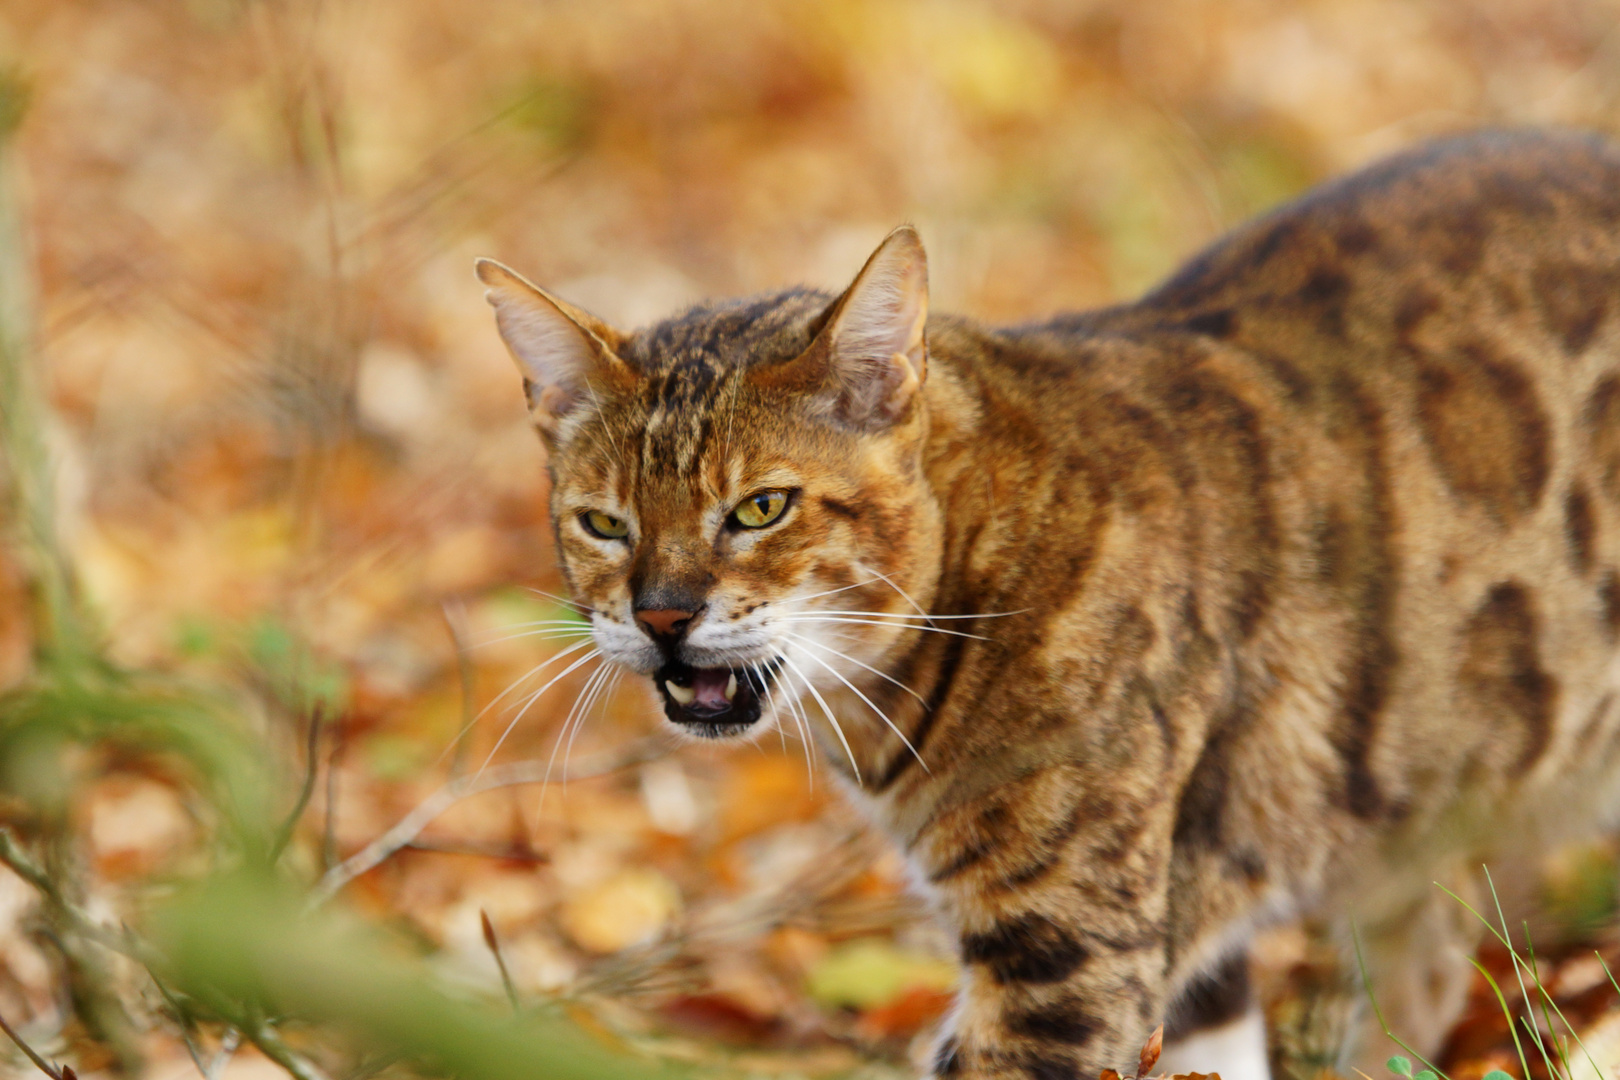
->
[636,608,696,639]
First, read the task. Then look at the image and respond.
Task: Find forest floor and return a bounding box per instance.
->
[5,2,1620,1078]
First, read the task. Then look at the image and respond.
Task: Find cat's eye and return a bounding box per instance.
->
[732,490,790,529]
[581,509,629,539]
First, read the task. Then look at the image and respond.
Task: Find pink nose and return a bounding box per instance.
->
[637,608,695,637]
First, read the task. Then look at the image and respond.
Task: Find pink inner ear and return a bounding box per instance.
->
[825,230,929,400]
[820,249,928,423]
[836,265,926,365]
[739,229,929,424]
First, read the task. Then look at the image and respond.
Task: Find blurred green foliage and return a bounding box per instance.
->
[155,872,680,1080]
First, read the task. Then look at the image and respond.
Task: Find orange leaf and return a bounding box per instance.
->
[854,986,955,1043]
[1138,1023,1164,1077]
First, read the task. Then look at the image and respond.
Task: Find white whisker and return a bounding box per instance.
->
[522,587,595,617]
[776,578,883,607]
[476,637,598,718]
[788,640,928,775]
[778,575,1025,621]
[758,661,812,786]
[779,653,860,783]
[534,662,618,821]
[468,626,595,650]
[859,566,934,624]
[542,662,611,796]
[758,662,788,754]
[772,662,817,785]
[474,618,594,637]
[477,647,602,775]
[560,662,620,788]
[781,630,927,707]
[436,637,599,764]
[782,608,1013,621]
[480,618,594,630]
[778,616,991,640]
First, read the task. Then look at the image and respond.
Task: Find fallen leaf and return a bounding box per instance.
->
[853,985,955,1043]
[559,868,681,954]
[1138,1023,1163,1077]
[661,993,782,1044]
[806,937,957,1010]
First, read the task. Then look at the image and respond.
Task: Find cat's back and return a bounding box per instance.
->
[1139,128,1620,351]
[976,129,1620,457]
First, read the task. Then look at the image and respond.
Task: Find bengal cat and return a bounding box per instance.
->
[477,130,1620,1079]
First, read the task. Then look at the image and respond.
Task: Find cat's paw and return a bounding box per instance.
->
[1158,1008,1270,1080]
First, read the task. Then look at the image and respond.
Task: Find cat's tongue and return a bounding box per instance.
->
[690,668,736,708]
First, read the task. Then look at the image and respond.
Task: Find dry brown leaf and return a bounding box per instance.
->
[559,867,682,953]
[852,985,955,1043]
[1138,1023,1164,1077]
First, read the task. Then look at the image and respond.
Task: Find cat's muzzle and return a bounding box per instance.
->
[654,660,779,737]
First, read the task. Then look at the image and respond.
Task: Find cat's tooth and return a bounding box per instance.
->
[724,672,738,701]
[666,681,695,705]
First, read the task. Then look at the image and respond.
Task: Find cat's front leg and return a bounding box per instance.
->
[927,930,1170,1079]
[912,775,1176,1079]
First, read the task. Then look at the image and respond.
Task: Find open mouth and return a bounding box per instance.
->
[654,659,780,738]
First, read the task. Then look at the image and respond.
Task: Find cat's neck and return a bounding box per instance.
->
[828,317,1118,800]
[808,320,1039,789]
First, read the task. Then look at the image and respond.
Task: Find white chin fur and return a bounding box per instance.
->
[1157,1007,1271,1080]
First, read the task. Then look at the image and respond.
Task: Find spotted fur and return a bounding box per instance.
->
[480,130,1620,1078]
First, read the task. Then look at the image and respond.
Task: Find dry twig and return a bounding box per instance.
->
[0,1007,75,1080]
[481,910,522,1012]
[270,705,325,866]
[310,736,666,907]
[0,829,330,1080]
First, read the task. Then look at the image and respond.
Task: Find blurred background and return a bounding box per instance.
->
[5,2,1620,1078]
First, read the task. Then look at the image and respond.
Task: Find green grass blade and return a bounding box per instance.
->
[1482,868,1558,1080]
[1352,923,1454,1080]
[1521,926,1597,1080]
[1467,954,1533,1080]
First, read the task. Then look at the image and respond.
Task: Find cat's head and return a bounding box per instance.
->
[477,228,941,742]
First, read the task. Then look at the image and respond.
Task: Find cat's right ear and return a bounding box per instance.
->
[475,258,633,437]
[754,226,929,430]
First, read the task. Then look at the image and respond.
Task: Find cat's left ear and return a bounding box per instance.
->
[475,258,634,438]
[762,225,928,428]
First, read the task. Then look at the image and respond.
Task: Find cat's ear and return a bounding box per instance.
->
[475,258,633,436]
[763,226,929,428]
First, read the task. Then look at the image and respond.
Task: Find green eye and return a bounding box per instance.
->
[733,490,789,529]
[582,510,629,539]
